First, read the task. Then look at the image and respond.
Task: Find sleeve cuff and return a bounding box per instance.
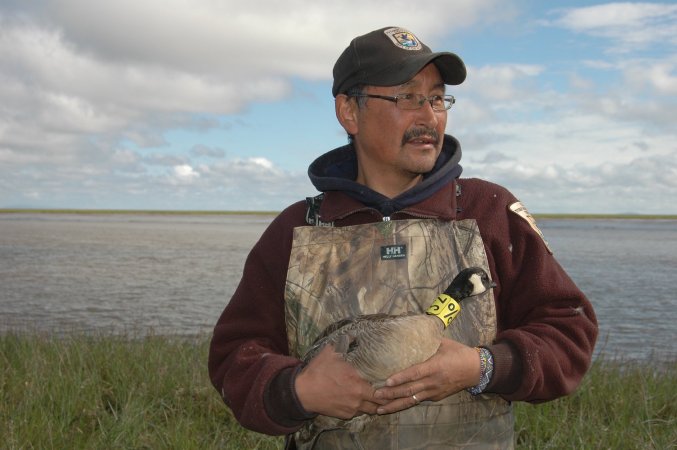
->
[485,341,523,395]
[263,365,318,428]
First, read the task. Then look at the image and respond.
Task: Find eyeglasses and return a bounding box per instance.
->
[350,93,456,111]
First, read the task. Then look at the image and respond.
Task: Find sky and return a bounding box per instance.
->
[0,1,676,214]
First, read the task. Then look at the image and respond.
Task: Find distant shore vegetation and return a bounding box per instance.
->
[0,209,280,216]
[1,209,676,220]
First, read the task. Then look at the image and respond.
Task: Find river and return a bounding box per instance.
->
[1,213,675,362]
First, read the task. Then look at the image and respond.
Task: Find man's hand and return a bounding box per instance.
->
[295,343,386,420]
[373,338,480,415]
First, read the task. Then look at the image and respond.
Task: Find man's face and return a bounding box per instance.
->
[352,63,448,188]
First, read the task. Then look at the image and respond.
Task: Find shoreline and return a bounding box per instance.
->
[0,209,279,216]
[2,209,676,220]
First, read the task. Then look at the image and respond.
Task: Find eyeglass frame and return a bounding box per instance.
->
[349,93,456,111]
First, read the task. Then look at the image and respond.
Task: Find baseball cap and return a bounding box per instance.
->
[332,26,466,97]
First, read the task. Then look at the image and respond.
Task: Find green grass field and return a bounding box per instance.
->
[1,333,674,449]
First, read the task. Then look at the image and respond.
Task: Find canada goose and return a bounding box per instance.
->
[302,267,496,387]
[298,267,496,438]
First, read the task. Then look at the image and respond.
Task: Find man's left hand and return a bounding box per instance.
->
[372,338,480,414]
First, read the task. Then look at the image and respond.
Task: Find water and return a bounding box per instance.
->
[540,219,677,361]
[0,213,271,336]
[0,213,675,362]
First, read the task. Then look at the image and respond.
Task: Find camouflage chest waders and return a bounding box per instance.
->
[285,218,514,449]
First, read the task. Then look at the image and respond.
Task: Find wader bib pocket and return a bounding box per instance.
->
[285,219,514,449]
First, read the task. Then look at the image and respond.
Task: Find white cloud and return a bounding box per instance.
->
[190,144,225,159]
[0,0,510,209]
[0,150,313,210]
[454,52,677,213]
[626,61,677,95]
[112,149,138,165]
[27,0,510,81]
[464,64,545,101]
[0,1,675,213]
[548,3,677,50]
[466,152,677,214]
[249,157,275,170]
[172,164,200,184]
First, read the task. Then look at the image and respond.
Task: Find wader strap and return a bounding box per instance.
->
[305,193,334,227]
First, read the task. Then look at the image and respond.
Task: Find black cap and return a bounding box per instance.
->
[332,26,466,97]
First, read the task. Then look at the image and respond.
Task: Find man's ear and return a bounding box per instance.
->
[335,94,359,136]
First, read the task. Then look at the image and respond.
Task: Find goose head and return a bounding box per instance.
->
[444,267,496,300]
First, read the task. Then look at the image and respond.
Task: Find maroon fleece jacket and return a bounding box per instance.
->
[208,178,598,435]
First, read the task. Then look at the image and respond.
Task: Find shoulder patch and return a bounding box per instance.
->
[509,201,552,254]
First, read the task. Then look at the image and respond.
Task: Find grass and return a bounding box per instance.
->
[1,333,675,449]
[514,359,676,449]
[0,333,282,450]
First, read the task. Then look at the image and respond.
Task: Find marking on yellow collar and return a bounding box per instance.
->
[426,294,460,328]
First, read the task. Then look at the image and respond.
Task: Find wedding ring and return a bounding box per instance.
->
[412,394,420,404]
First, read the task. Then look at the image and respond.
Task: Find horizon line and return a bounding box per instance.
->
[2,208,676,220]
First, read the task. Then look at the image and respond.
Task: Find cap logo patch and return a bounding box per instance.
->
[384,27,422,51]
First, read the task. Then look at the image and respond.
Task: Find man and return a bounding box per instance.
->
[209,26,598,449]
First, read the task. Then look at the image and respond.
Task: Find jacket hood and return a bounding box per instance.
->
[308,134,463,216]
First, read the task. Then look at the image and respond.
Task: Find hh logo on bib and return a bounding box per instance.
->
[381,244,407,260]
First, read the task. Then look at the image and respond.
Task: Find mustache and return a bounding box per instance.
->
[401,127,440,146]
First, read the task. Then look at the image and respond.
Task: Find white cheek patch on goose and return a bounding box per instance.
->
[509,201,553,254]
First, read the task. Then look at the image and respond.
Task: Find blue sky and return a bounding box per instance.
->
[1,1,675,213]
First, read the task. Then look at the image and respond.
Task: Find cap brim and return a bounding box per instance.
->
[431,52,467,85]
[360,52,466,89]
